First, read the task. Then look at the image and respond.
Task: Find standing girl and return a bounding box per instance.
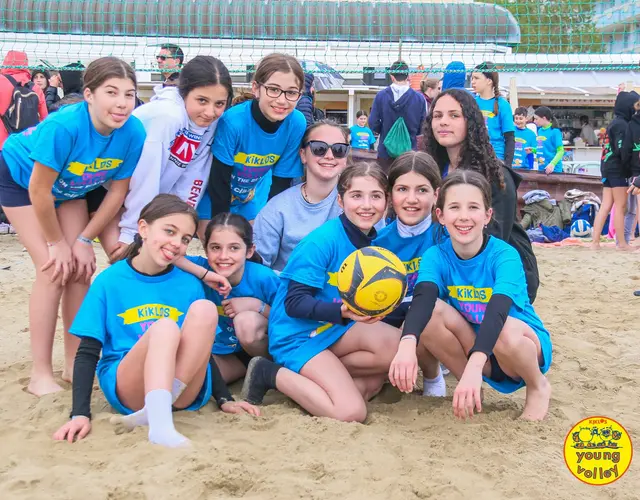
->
[389,171,552,421]
[374,151,444,396]
[349,111,376,151]
[53,195,218,447]
[240,163,401,422]
[102,56,233,261]
[471,62,515,168]
[178,213,280,384]
[208,53,307,222]
[253,120,349,271]
[0,57,146,396]
[533,107,565,174]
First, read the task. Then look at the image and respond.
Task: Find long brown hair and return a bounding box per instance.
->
[474,61,500,116]
[83,56,137,92]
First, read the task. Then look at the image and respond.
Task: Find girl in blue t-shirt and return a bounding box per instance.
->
[533,106,565,174]
[178,213,280,386]
[349,110,376,151]
[389,171,552,421]
[0,57,146,398]
[208,53,307,222]
[374,151,445,396]
[471,62,515,167]
[240,163,402,422]
[53,194,220,447]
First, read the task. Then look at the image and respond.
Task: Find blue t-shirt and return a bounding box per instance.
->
[475,96,515,161]
[536,125,563,173]
[268,217,356,373]
[2,101,145,201]
[513,127,537,170]
[349,125,375,150]
[416,237,552,393]
[70,260,205,386]
[211,101,306,220]
[186,257,280,355]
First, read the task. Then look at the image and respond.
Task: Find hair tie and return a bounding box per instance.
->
[133,233,143,245]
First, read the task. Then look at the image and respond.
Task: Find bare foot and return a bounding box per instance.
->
[28,377,64,397]
[590,243,601,250]
[61,369,72,384]
[616,244,634,252]
[520,376,551,421]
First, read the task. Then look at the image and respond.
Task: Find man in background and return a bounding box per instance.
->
[579,115,598,146]
[157,43,184,86]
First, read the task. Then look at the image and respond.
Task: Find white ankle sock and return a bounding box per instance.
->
[146,389,189,448]
[423,371,447,397]
[117,379,188,431]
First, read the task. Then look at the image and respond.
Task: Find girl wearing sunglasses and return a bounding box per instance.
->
[253,120,350,271]
[208,53,307,223]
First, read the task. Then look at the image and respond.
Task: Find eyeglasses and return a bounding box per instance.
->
[259,84,302,102]
[303,140,350,159]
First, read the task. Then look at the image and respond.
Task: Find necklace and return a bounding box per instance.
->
[302,183,311,203]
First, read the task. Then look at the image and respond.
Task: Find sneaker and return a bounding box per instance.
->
[0,223,9,234]
[8,224,16,234]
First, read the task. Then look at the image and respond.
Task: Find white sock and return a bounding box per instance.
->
[116,379,188,431]
[423,371,447,397]
[440,363,450,376]
[146,389,190,448]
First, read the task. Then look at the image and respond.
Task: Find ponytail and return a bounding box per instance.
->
[123,233,144,260]
[493,87,500,117]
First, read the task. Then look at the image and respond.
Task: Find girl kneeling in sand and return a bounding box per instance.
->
[54,195,220,447]
[241,163,401,423]
[389,171,552,421]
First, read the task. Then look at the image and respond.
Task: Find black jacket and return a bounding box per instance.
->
[628,112,640,179]
[44,86,60,112]
[296,94,315,127]
[601,91,639,179]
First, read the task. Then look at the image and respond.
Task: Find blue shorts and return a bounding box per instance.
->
[602,177,628,189]
[196,190,211,221]
[98,359,213,415]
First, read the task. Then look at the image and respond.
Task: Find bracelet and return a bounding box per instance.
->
[258,301,266,315]
[401,334,418,342]
[201,269,209,281]
[216,396,235,409]
[77,235,93,245]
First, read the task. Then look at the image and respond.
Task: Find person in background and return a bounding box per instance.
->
[58,62,85,96]
[420,77,440,114]
[369,60,426,172]
[626,99,640,241]
[441,61,467,91]
[349,111,376,151]
[513,107,537,170]
[31,69,61,112]
[579,115,598,146]
[296,72,316,127]
[0,51,48,149]
[533,107,564,174]
[157,43,184,87]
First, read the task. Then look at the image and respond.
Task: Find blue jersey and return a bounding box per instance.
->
[211,101,306,220]
[187,257,280,355]
[268,217,356,373]
[475,96,515,161]
[2,101,145,201]
[349,125,375,150]
[536,125,563,173]
[513,127,537,170]
[70,260,207,411]
[416,237,552,393]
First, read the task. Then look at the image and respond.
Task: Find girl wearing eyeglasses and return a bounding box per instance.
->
[252,120,349,271]
[208,53,307,223]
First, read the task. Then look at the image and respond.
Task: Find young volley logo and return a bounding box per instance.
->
[564,416,632,485]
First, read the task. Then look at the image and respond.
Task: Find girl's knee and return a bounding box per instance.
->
[493,319,529,355]
[334,401,367,423]
[187,299,219,326]
[234,312,266,344]
[148,318,181,343]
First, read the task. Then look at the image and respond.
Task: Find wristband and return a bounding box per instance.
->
[216,396,235,409]
[77,235,93,245]
[401,334,418,342]
[258,301,266,315]
[201,270,209,281]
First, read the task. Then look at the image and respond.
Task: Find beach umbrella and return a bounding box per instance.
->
[300,60,345,90]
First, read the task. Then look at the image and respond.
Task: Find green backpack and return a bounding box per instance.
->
[383,117,412,158]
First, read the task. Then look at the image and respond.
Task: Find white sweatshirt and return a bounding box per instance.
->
[118,85,218,244]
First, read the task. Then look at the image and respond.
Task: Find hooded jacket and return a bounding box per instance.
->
[442,61,467,91]
[369,83,426,159]
[628,111,640,179]
[600,91,639,179]
[118,85,219,244]
[295,72,315,127]
[0,51,48,148]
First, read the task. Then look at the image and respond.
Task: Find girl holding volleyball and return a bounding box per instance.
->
[374,151,445,397]
[389,170,552,421]
[0,57,146,396]
[241,163,401,422]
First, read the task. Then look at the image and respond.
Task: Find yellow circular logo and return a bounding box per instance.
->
[564,416,633,485]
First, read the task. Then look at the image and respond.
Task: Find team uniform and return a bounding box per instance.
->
[374,219,439,327]
[268,217,363,373]
[118,86,218,244]
[210,101,305,220]
[416,237,552,393]
[513,127,537,170]
[349,124,376,150]
[186,257,280,355]
[475,96,515,161]
[0,101,145,208]
[70,260,212,414]
[535,125,564,173]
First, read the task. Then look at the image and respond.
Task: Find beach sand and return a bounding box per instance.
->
[0,235,637,499]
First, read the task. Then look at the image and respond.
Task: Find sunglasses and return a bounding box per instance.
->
[156,55,175,61]
[303,140,350,159]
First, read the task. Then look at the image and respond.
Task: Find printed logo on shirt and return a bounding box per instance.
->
[234,152,280,168]
[327,271,339,286]
[447,286,493,324]
[480,110,496,119]
[169,128,204,169]
[310,322,333,338]
[118,303,184,326]
[66,158,123,176]
[402,257,421,300]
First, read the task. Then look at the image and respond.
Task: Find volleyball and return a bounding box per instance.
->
[337,246,408,317]
[570,219,592,238]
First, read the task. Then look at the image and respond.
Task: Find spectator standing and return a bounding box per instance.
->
[579,115,598,146]
[157,43,184,87]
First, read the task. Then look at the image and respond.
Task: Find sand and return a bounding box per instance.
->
[0,234,638,500]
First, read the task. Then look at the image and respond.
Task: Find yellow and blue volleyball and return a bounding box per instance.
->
[337,246,408,317]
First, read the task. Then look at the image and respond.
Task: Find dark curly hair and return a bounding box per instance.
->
[423,88,504,190]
